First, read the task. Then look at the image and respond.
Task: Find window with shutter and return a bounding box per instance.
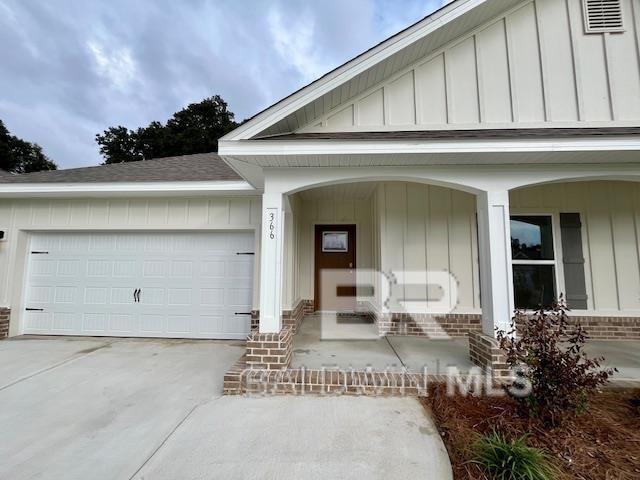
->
[583,0,624,33]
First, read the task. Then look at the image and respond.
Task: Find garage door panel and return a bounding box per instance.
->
[200,288,224,306]
[30,259,56,276]
[24,231,254,339]
[25,311,52,331]
[54,286,77,304]
[167,315,191,334]
[169,261,194,278]
[53,312,76,331]
[82,313,107,332]
[141,314,164,334]
[56,260,81,276]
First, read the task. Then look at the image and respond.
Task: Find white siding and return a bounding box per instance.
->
[375,183,480,313]
[298,0,640,133]
[511,181,640,313]
[292,192,373,304]
[0,196,262,335]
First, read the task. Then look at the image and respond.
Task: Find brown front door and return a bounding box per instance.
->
[314,224,357,311]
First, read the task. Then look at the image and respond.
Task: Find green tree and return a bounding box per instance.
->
[96,95,238,164]
[0,120,58,173]
[95,126,142,164]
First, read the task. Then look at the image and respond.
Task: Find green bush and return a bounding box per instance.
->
[474,432,556,480]
[496,297,616,426]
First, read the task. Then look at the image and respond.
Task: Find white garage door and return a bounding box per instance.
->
[23,231,254,339]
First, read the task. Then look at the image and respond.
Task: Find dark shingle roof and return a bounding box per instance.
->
[259,127,640,141]
[0,153,242,184]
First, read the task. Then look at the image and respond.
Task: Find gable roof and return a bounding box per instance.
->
[0,153,242,184]
[221,0,523,141]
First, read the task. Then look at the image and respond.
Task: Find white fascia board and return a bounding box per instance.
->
[0,180,257,197]
[220,0,482,141]
[219,136,640,157]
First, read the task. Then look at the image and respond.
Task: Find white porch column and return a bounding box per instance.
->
[259,191,285,333]
[476,190,514,337]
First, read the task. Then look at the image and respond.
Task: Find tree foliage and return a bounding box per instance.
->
[96,95,238,164]
[0,120,58,174]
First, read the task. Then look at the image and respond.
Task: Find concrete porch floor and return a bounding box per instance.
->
[291,315,640,381]
[291,315,474,374]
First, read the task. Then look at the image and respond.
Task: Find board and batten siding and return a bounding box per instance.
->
[0,197,262,325]
[298,0,640,132]
[375,183,480,313]
[511,181,640,314]
[292,192,374,306]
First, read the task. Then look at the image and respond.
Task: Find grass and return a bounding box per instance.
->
[473,432,556,480]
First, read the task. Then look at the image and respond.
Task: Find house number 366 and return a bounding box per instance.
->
[268,212,276,240]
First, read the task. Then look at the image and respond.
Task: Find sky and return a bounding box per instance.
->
[0,0,448,169]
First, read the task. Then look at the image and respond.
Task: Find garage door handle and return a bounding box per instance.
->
[234,312,252,315]
[26,308,44,311]
[133,289,141,303]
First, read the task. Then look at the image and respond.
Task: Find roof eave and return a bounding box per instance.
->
[220,0,482,142]
[0,180,257,198]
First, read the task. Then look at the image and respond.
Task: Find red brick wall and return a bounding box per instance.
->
[245,327,293,370]
[250,299,314,334]
[0,308,9,340]
[377,312,482,337]
[468,331,511,381]
[567,316,640,340]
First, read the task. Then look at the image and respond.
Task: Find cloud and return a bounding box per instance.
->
[0,0,446,168]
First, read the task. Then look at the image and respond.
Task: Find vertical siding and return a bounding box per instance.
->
[299,0,640,132]
[511,181,640,313]
[294,194,373,302]
[376,183,479,312]
[0,196,261,309]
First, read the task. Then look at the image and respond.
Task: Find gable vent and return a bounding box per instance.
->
[583,0,624,33]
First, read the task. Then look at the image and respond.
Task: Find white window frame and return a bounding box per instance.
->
[510,213,563,309]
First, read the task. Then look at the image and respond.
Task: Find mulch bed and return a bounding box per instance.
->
[421,384,640,480]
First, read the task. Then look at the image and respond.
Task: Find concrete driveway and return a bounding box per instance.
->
[0,337,452,480]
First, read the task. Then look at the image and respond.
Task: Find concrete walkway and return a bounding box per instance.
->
[0,336,452,480]
[291,316,474,373]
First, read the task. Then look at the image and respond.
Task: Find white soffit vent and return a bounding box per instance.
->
[583,0,624,33]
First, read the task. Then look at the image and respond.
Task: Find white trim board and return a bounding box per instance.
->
[0,181,257,198]
[220,0,494,140]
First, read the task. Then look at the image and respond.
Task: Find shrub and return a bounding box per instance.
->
[496,297,616,427]
[474,432,556,480]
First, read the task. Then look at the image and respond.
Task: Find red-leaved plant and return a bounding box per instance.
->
[496,296,616,427]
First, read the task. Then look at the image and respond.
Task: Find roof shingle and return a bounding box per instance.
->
[0,153,241,184]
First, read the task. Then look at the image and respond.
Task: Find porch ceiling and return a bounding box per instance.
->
[296,182,377,201]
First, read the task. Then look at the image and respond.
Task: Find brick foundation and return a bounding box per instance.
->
[223,354,248,395]
[0,308,9,339]
[249,300,314,334]
[468,331,511,381]
[223,364,473,396]
[245,327,293,370]
[283,299,313,334]
[377,312,481,338]
[567,315,640,340]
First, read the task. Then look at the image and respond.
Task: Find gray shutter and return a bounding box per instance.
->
[559,213,588,309]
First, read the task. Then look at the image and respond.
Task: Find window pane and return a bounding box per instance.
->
[510,216,554,260]
[513,264,556,309]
